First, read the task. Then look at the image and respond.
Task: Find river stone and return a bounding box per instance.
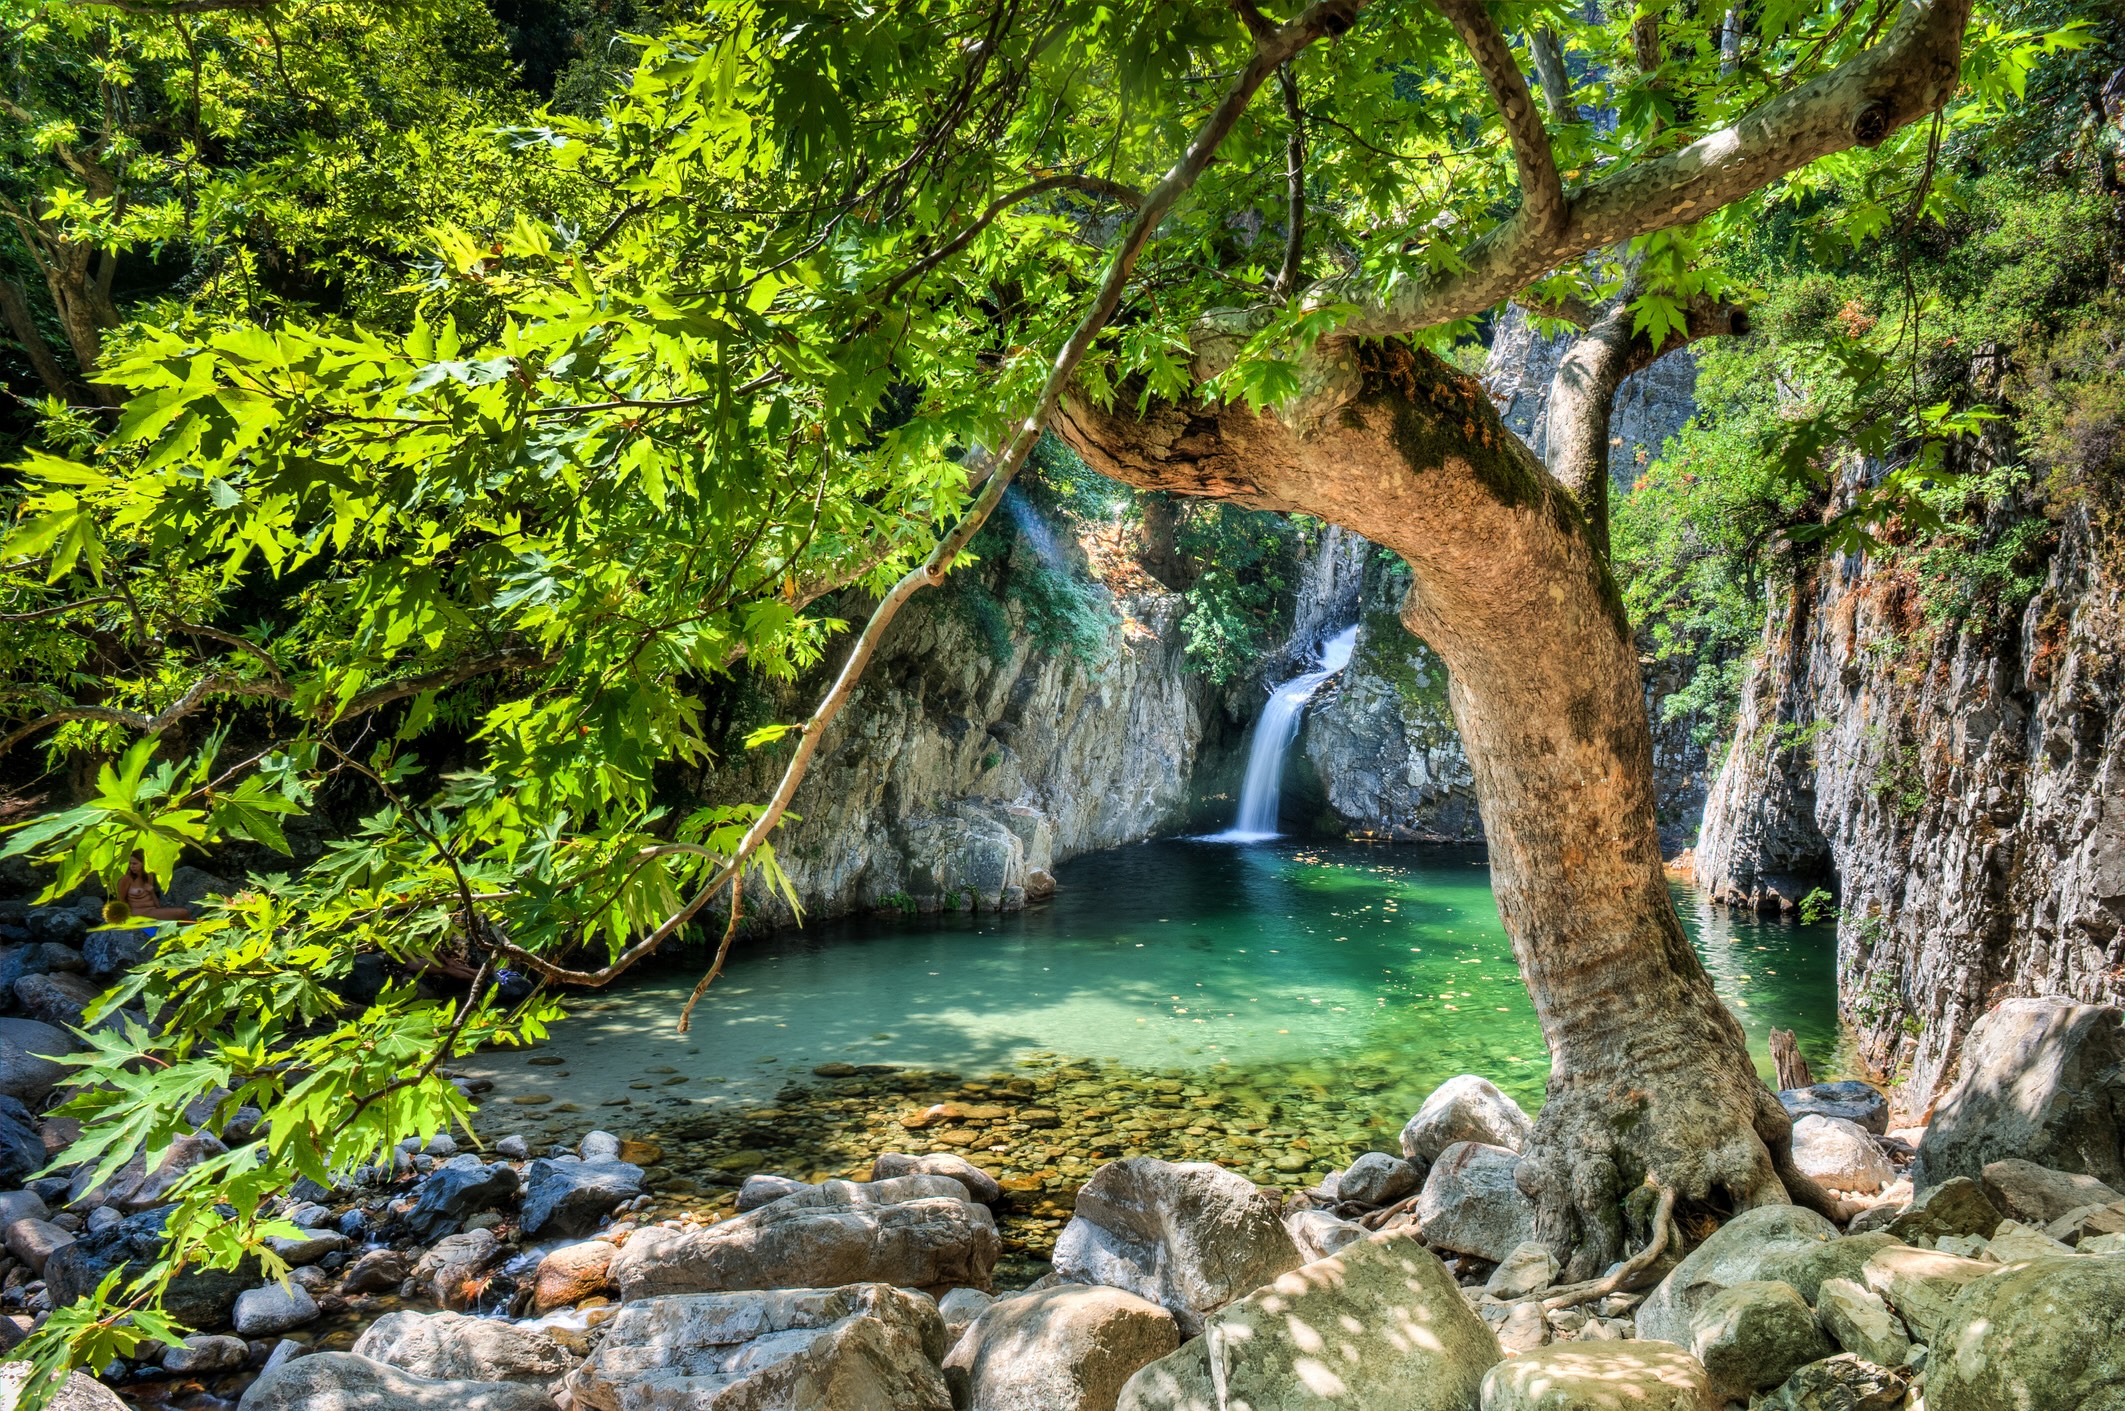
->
[519,1156,644,1237]
[565,1283,950,1411]
[412,1228,506,1311]
[46,1204,257,1329]
[1928,1253,2125,1410]
[353,1310,573,1385]
[1052,1158,1301,1336]
[0,1190,47,1229]
[1285,1208,1366,1264]
[1400,1075,1533,1165]
[1979,1158,2125,1226]
[1638,1205,1850,1347]
[1858,1244,1995,1344]
[404,1156,520,1240]
[1912,997,2125,1192]
[235,1351,558,1411]
[1984,1217,2078,1262]
[610,1188,998,1300]
[12,971,99,1029]
[162,1334,251,1373]
[1778,1081,1890,1136]
[4,1216,72,1276]
[1414,1141,1535,1263]
[873,1151,1004,1203]
[944,1284,1178,1411]
[579,1131,621,1161]
[67,1131,229,1213]
[1117,1231,1500,1411]
[531,1239,616,1312]
[1761,1354,1909,1411]
[1790,1115,1894,1194]
[1885,1176,2001,1242]
[82,924,154,979]
[1485,1241,1558,1299]
[1815,1276,1909,1368]
[1338,1151,1421,1206]
[0,1099,46,1187]
[233,1280,320,1336]
[1479,1341,1719,1411]
[938,1287,993,1342]
[342,1248,412,1295]
[0,1017,74,1103]
[0,1362,127,1410]
[735,1174,811,1211]
[1685,1279,1833,1401]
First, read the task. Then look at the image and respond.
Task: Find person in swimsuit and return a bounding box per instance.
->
[118,853,193,923]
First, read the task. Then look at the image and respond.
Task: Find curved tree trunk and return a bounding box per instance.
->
[1058,342,1831,1277]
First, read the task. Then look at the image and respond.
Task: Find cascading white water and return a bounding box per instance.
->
[1212,624,1359,841]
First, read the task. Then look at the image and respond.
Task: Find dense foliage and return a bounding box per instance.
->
[0,0,2093,1395]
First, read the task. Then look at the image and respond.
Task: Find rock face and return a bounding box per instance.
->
[1859,1244,1996,1345]
[235,1351,558,1411]
[1116,1231,1500,1411]
[1400,1076,1533,1166]
[1928,1254,2125,1411]
[1051,1158,1301,1336]
[609,1184,998,1300]
[353,1310,574,1386]
[566,1284,951,1411]
[943,1284,1179,1411]
[233,1281,320,1336]
[1911,997,2125,1190]
[1695,496,2125,1116]
[1479,1342,1720,1411]
[1414,1141,1536,1263]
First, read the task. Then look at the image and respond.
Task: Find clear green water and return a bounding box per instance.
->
[464,840,1845,1120]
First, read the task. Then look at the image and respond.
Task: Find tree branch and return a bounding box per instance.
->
[1433,0,1565,237]
[879,172,1145,303]
[0,280,78,399]
[1529,27,1577,119]
[1274,63,1307,299]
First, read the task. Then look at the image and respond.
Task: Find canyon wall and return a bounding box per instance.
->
[1697,494,2125,1115]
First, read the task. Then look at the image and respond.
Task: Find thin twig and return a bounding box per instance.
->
[676,875,743,1034]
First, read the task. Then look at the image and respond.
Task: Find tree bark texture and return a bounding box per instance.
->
[1059,343,1831,1277]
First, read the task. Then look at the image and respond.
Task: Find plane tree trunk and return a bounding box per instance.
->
[1057,341,1833,1278]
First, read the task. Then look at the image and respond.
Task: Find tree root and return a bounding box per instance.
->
[1540,1185,1676,1312]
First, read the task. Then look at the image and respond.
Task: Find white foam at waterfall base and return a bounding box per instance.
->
[1209,623,1358,841]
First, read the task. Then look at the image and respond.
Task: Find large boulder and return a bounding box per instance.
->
[0,1362,127,1410]
[1479,1342,1719,1411]
[81,925,154,980]
[0,1017,74,1103]
[1815,1276,1909,1368]
[1884,1176,2002,1242]
[12,972,99,1029]
[0,1097,44,1186]
[609,1182,997,1300]
[1285,1208,1367,1264]
[1979,1158,2125,1226]
[1051,1158,1301,1336]
[1789,1115,1894,1194]
[1778,1081,1890,1135]
[1117,1231,1500,1411]
[518,1156,643,1238]
[1638,1205,1879,1347]
[353,1310,574,1386]
[1761,1354,1910,1411]
[1337,1151,1421,1207]
[46,1204,256,1329]
[403,1156,519,1240]
[735,1173,811,1212]
[233,1281,320,1336]
[1414,1141,1536,1263]
[1928,1254,2125,1411]
[943,1284,1178,1411]
[565,1284,950,1411]
[873,1151,1003,1203]
[1685,1279,1834,1402]
[531,1240,616,1313]
[234,1351,558,1410]
[70,1132,229,1213]
[1858,1244,1996,1345]
[1400,1075,1533,1165]
[412,1229,507,1311]
[1912,997,2125,1192]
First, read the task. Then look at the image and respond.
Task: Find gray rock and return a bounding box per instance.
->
[1886,1177,2002,1242]
[1414,1141,1536,1263]
[578,1131,621,1162]
[1983,1218,2078,1262]
[565,1284,950,1411]
[20,908,88,949]
[4,1216,73,1276]
[0,1190,49,1227]
[495,1135,530,1161]
[1912,997,2125,1192]
[341,1248,413,1295]
[1638,1205,1863,1347]
[872,1150,1004,1203]
[518,1157,643,1238]
[1761,1354,1909,1411]
[162,1334,251,1374]
[1117,1231,1499,1411]
[233,1281,321,1336]
[1485,1241,1558,1299]
[163,867,232,909]
[11,971,99,1028]
[1399,1075,1532,1165]
[46,1204,257,1329]
[66,1132,228,1213]
[1686,1279,1834,1401]
[353,1310,573,1385]
[235,1351,558,1411]
[937,1286,993,1343]
[82,925,154,979]
[610,1184,997,1301]
[1052,1158,1301,1336]
[1979,1158,2125,1226]
[1859,1244,1996,1345]
[0,1361,127,1410]
[735,1173,811,1211]
[412,1229,506,1311]
[0,1098,44,1188]
[1815,1276,1909,1368]
[1791,1115,1895,1194]
[404,1156,519,1240]
[1479,1341,1719,1410]
[1928,1254,2125,1411]
[944,1284,1178,1411]
[1284,1208,1366,1264]
[1778,1081,1891,1135]
[1337,1151,1421,1206]
[0,1017,74,1103]
[264,1227,347,1266]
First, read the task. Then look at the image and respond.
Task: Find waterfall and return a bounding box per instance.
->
[1213,624,1360,841]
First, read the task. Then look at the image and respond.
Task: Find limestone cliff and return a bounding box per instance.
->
[1697,495,2125,1115]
